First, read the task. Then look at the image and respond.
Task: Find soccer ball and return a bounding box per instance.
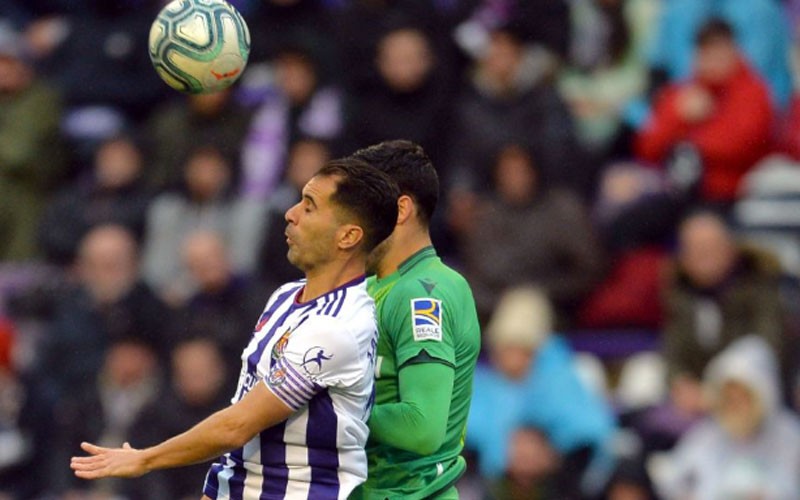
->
[148,0,250,94]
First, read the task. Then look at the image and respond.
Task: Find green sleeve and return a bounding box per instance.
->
[384,282,456,368]
[368,360,454,456]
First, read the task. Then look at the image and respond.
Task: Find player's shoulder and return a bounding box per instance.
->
[267,279,306,302]
[394,258,473,302]
[277,278,307,292]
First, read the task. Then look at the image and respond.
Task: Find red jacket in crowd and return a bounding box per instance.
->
[636,58,774,202]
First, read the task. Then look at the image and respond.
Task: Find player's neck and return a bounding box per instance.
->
[301,256,365,302]
[376,226,432,279]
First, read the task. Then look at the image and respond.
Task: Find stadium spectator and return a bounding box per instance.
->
[255,137,328,291]
[487,426,564,500]
[655,336,800,499]
[170,230,265,387]
[238,44,343,200]
[603,457,657,500]
[591,162,679,254]
[453,0,571,63]
[37,134,151,265]
[35,0,164,121]
[446,24,587,197]
[635,19,775,205]
[344,26,452,169]
[0,317,32,498]
[36,225,167,402]
[645,0,791,110]
[0,316,12,370]
[141,145,261,305]
[558,0,651,156]
[240,0,337,71]
[578,163,676,330]
[330,0,458,93]
[467,287,616,499]
[50,338,161,496]
[663,211,784,418]
[460,144,603,325]
[0,22,65,262]
[144,88,251,193]
[124,338,230,500]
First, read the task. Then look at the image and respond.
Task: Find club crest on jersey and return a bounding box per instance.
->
[271,328,292,360]
[411,298,443,342]
[302,346,333,376]
[268,365,286,386]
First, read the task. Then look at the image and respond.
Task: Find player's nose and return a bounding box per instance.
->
[285,202,300,224]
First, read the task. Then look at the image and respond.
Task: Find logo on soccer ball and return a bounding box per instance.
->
[148,0,250,94]
[301,347,333,376]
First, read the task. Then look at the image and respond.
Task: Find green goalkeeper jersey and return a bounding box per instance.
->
[354,246,481,499]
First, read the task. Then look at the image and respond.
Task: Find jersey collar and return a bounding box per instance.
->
[398,246,437,275]
[294,274,366,306]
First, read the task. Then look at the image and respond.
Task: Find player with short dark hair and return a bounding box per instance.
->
[349,140,481,500]
[317,160,400,251]
[71,157,400,500]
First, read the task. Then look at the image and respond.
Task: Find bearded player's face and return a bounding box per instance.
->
[284,175,341,272]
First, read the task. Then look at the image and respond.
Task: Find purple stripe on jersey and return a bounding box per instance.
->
[226,448,247,498]
[269,362,319,410]
[228,286,302,498]
[322,290,340,315]
[281,359,323,393]
[271,384,304,410]
[307,390,340,499]
[246,285,303,371]
[317,292,336,316]
[331,288,347,317]
[294,314,311,331]
[278,374,314,403]
[203,460,224,496]
[314,275,365,316]
[259,421,289,498]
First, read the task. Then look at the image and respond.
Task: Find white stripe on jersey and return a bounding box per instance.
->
[284,410,312,499]
[216,456,236,497]
[241,439,262,498]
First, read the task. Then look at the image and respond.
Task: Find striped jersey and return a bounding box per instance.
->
[203,276,378,500]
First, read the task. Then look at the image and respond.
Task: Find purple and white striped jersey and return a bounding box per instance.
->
[203,276,378,500]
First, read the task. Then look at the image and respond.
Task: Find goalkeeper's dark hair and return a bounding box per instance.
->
[350,140,439,227]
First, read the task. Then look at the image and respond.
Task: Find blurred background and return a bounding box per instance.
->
[1,0,800,498]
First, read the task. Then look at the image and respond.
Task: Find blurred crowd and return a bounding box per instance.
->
[1,0,800,499]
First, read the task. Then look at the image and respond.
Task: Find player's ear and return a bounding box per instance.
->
[396,195,414,226]
[337,224,364,251]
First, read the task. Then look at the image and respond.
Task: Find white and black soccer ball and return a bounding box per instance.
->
[148,0,250,94]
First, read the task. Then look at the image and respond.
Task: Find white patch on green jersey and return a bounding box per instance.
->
[411,298,442,342]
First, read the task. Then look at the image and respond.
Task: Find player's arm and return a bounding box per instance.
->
[368,354,454,456]
[71,381,293,479]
